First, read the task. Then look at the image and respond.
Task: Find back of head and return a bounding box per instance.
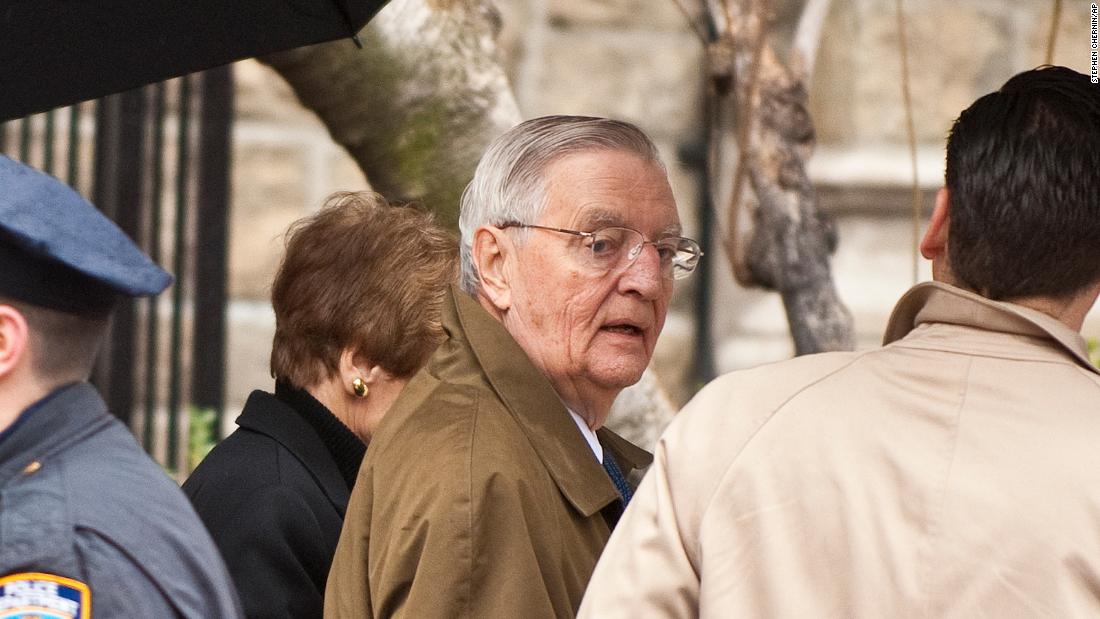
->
[945,65,1100,300]
[457,115,664,293]
[0,295,108,385]
[269,192,458,388]
[0,156,170,391]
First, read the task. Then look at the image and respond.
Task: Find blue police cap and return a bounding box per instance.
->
[0,155,172,316]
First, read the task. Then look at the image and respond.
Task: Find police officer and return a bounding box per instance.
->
[0,156,242,617]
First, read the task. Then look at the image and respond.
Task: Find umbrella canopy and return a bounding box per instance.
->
[0,0,389,121]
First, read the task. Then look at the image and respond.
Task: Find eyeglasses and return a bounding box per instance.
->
[499,223,703,280]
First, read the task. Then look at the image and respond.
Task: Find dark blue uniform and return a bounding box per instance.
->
[0,384,242,617]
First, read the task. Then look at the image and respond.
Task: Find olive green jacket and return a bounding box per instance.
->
[325,286,652,619]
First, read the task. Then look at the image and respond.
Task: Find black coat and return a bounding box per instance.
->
[184,390,359,618]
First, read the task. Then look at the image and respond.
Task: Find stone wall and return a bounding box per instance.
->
[223,0,1099,428]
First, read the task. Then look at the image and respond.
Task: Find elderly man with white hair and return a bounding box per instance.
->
[326,115,702,618]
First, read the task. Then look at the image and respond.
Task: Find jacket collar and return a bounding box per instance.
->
[236,390,353,513]
[445,286,651,517]
[0,382,112,486]
[884,281,1098,374]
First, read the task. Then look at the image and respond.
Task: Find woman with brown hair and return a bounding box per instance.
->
[183,191,456,618]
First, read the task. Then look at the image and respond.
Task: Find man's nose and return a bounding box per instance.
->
[617,243,665,299]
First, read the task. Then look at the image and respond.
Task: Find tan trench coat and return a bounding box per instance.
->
[326,286,651,618]
[580,282,1100,618]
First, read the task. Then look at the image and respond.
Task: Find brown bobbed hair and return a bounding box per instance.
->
[269,191,457,388]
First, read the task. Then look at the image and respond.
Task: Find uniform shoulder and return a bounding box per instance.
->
[74,526,240,617]
[21,420,242,616]
[57,422,232,562]
[60,421,196,516]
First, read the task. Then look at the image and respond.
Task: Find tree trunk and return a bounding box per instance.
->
[707,0,854,354]
[260,0,521,228]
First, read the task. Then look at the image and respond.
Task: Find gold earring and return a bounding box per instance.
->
[351,377,368,398]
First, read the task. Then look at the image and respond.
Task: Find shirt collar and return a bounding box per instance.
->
[567,409,603,463]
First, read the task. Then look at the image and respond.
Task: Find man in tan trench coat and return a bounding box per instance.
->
[325,116,703,618]
[580,66,1100,617]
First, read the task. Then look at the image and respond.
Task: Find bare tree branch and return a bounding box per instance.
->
[791,0,833,86]
[895,0,921,284]
[707,0,854,354]
[1045,0,1063,65]
[260,0,520,229]
[668,0,710,46]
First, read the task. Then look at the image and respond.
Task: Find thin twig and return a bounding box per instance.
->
[895,0,920,285]
[723,0,769,285]
[719,0,736,40]
[1045,0,1063,65]
[669,0,710,45]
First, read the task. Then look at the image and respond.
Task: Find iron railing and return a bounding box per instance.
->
[0,67,233,477]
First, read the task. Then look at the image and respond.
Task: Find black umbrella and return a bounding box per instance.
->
[0,0,389,121]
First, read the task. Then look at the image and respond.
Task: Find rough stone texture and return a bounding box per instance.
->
[229,144,311,300]
[234,60,325,127]
[544,0,700,30]
[808,0,861,146]
[225,302,277,414]
[228,60,369,302]
[524,29,704,143]
[1021,1,1093,74]
[607,368,676,452]
[853,0,1009,145]
[814,0,1093,148]
[493,0,541,96]
[648,310,695,407]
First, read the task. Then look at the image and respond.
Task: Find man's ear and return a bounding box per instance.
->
[0,305,30,380]
[472,226,513,311]
[920,187,951,260]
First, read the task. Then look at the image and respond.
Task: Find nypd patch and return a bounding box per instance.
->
[0,573,89,619]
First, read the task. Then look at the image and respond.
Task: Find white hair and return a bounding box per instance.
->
[458,115,665,294]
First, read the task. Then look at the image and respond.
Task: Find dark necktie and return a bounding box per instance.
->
[602,454,633,505]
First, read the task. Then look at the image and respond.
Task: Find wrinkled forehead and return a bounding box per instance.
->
[572,207,682,237]
[538,150,681,235]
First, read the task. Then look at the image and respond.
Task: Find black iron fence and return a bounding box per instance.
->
[0,67,233,477]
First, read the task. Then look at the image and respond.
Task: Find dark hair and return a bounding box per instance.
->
[0,296,108,384]
[269,192,457,388]
[945,65,1100,300]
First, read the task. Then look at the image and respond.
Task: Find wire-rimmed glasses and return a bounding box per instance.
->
[500,222,703,280]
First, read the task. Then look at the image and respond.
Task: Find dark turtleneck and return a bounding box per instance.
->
[274,380,366,490]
